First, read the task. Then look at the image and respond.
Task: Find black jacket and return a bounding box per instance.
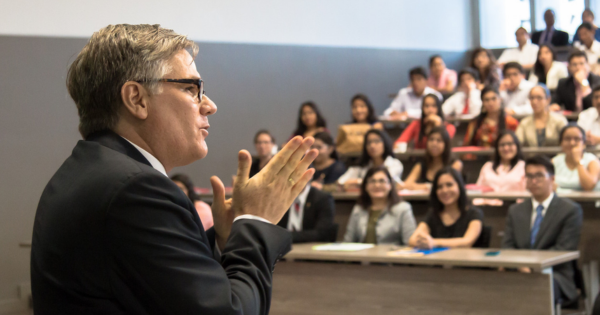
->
[552,73,600,111]
[31,130,292,315]
[531,29,570,46]
[277,187,335,243]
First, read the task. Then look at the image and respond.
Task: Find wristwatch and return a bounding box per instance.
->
[582,79,590,87]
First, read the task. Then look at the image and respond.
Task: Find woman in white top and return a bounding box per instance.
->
[338,129,403,190]
[552,124,600,191]
[528,44,568,90]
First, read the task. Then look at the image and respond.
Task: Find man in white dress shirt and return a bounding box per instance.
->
[577,85,600,147]
[500,62,535,116]
[498,27,539,71]
[384,67,443,120]
[574,22,600,66]
[442,68,482,117]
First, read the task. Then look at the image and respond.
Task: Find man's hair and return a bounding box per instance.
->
[525,155,555,176]
[515,27,528,35]
[502,62,524,76]
[67,24,198,138]
[254,129,275,144]
[409,67,428,80]
[593,85,600,95]
[458,67,479,83]
[429,55,442,67]
[578,22,594,34]
[568,49,588,63]
[584,8,595,19]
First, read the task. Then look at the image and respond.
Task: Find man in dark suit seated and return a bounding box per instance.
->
[552,50,600,112]
[531,9,570,47]
[31,24,319,315]
[502,155,583,306]
[277,183,335,243]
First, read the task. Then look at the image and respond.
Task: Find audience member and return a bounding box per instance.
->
[170,174,214,230]
[577,85,600,146]
[394,94,456,150]
[552,50,600,112]
[442,68,482,116]
[502,155,582,306]
[471,48,502,90]
[277,183,336,243]
[528,44,568,89]
[408,167,483,249]
[531,9,570,46]
[350,94,384,129]
[290,101,328,139]
[516,84,568,147]
[573,9,600,43]
[427,55,457,94]
[553,124,600,191]
[384,67,443,119]
[400,128,463,191]
[573,22,600,65]
[343,166,416,244]
[500,62,535,115]
[475,131,526,192]
[310,132,347,191]
[498,27,539,70]
[338,129,403,190]
[464,86,519,147]
[250,129,275,178]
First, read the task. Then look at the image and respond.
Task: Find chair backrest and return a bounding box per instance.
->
[473,225,492,248]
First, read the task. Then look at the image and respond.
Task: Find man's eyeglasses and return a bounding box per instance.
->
[136,79,204,102]
[525,172,548,181]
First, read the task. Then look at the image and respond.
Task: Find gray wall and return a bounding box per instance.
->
[0,35,467,301]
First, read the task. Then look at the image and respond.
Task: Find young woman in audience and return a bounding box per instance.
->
[408,167,483,249]
[400,127,463,191]
[310,131,347,191]
[170,174,213,230]
[528,44,568,90]
[464,86,519,147]
[343,166,416,245]
[552,124,600,191]
[475,130,526,191]
[470,48,502,90]
[290,101,328,139]
[427,55,457,94]
[250,130,275,178]
[338,129,403,190]
[394,94,456,149]
[350,94,384,129]
[516,84,568,147]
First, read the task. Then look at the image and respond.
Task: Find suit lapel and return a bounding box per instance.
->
[86,130,152,167]
[533,196,560,248]
[519,200,534,248]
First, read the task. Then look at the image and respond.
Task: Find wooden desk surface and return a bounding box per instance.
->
[285,243,579,271]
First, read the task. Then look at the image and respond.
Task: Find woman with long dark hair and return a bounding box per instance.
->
[170,174,213,230]
[470,48,502,90]
[350,94,383,129]
[475,130,526,192]
[528,44,568,90]
[310,131,347,191]
[290,101,328,139]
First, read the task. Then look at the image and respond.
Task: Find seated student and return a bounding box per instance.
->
[408,167,483,249]
[476,130,526,191]
[502,155,583,306]
[573,22,600,66]
[573,9,600,43]
[394,94,456,150]
[464,86,519,148]
[277,183,335,243]
[170,174,213,230]
[500,62,535,115]
[553,123,600,191]
[338,129,403,190]
[528,44,569,90]
[400,127,463,191]
[250,129,275,178]
[531,9,570,47]
[551,50,600,112]
[578,85,600,146]
[350,94,384,129]
[290,101,329,139]
[384,67,443,120]
[498,27,539,71]
[343,166,416,245]
[442,68,483,117]
[427,55,457,94]
[310,131,347,191]
[471,47,502,90]
[516,84,568,147]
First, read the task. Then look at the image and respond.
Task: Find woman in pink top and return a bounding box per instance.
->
[171,174,214,230]
[476,130,526,192]
[428,55,458,94]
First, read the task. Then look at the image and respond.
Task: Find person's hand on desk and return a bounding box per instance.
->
[518,267,532,273]
[388,111,408,121]
[586,131,600,146]
[415,232,435,250]
[505,108,516,116]
[549,104,562,112]
[343,179,362,191]
[424,114,442,127]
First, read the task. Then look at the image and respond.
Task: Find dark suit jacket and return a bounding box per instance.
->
[502,195,583,301]
[552,73,600,111]
[277,187,335,243]
[531,29,570,46]
[31,130,292,315]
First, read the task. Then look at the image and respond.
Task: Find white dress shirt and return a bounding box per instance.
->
[531,193,554,229]
[287,184,311,231]
[574,40,600,65]
[497,42,539,66]
[527,61,569,90]
[578,106,600,147]
[441,89,482,117]
[384,87,443,119]
[337,155,404,185]
[501,79,535,115]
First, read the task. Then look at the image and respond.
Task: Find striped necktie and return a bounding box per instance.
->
[530,205,544,247]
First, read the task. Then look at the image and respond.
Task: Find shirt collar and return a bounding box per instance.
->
[121,137,168,177]
[532,192,554,211]
[297,184,311,202]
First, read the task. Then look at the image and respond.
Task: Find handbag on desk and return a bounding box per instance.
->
[335,123,373,155]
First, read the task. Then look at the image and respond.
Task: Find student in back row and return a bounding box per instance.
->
[528,44,568,90]
[516,84,567,147]
[385,67,443,120]
[310,132,346,191]
[290,101,328,139]
[531,9,569,47]
[500,62,534,116]
[552,50,600,112]
[497,27,539,71]
[442,68,482,117]
[578,85,600,146]
[427,55,457,94]
[573,22,600,66]
[250,130,276,178]
[350,94,383,129]
[471,48,502,90]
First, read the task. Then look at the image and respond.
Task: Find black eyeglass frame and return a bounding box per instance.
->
[135,79,204,101]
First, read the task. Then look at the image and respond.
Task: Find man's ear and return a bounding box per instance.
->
[121,81,150,120]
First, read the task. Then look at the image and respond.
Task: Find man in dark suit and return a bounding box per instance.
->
[277,184,335,243]
[31,24,318,315]
[502,155,583,305]
[552,50,600,112]
[531,9,570,47]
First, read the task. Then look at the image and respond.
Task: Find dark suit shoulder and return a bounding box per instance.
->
[552,196,582,212]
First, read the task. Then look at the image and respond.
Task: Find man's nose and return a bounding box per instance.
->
[200,96,217,116]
